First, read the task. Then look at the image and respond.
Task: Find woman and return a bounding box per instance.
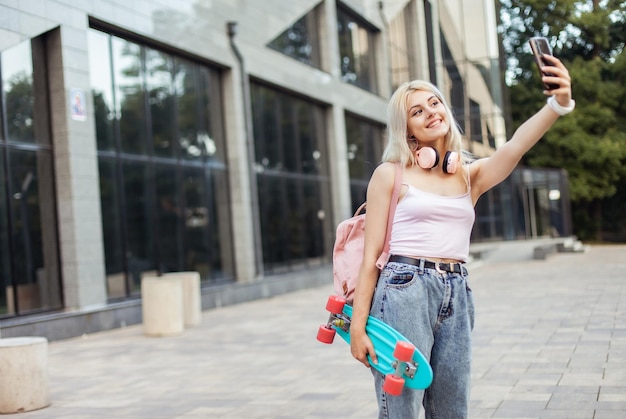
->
[350,54,573,418]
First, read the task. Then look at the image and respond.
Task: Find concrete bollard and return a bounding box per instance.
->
[141,276,184,336]
[0,337,50,414]
[162,272,202,327]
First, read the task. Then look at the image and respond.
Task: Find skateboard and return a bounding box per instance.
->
[317,295,433,395]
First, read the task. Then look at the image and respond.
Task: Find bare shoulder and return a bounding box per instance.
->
[374,161,398,176]
[372,162,399,182]
[368,162,398,196]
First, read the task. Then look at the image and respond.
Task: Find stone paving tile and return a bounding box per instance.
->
[2,244,625,418]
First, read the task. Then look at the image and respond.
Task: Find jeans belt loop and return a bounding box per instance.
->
[418,258,425,273]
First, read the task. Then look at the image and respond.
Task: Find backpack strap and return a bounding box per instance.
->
[376,163,402,269]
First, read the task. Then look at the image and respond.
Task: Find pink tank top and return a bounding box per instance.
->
[389,184,475,262]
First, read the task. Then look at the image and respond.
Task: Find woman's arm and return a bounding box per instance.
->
[349,162,396,367]
[471,54,573,202]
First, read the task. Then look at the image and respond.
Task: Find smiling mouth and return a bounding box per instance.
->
[427,119,442,128]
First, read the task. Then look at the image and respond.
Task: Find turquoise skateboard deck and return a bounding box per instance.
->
[318,295,433,395]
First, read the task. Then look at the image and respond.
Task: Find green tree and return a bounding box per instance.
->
[500,0,626,241]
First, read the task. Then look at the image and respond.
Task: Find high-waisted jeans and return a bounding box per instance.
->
[370,259,475,419]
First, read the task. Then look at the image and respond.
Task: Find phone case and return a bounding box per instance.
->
[529,37,559,90]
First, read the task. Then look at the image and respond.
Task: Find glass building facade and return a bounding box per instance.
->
[251,82,332,273]
[87,28,233,300]
[0,1,571,340]
[0,36,62,316]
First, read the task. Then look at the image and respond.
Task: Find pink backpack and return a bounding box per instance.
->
[333,164,402,301]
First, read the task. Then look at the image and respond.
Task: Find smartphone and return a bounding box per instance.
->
[529,37,559,90]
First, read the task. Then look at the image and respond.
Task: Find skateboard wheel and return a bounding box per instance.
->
[383,374,405,396]
[317,325,336,344]
[326,295,346,314]
[393,341,415,362]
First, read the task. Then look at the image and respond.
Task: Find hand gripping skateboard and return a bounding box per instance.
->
[317,295,433,396]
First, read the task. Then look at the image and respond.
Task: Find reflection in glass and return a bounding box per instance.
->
[182,166,214,277]
[198,66,221,159]
[2,40,35,144]
[251,83,331,272]
[337,7,377,93]
[89,28,232,298]
[112,37,147,155]
[122,160,155,293]
[147,48,174,157]
[0,149,10,315]
[156,163,182,272]
[470,99,483,144]
[88,30,116,152]
[176,59,201,160]
[389,5,411,90]
[345,114,385,211]
[7,149,61,313]
[267,4,321,68]
[1,34,61,317]
[98,157,126,299]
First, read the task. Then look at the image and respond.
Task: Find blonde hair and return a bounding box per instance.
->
[381,80,468,167]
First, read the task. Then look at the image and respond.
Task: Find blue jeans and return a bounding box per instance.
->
[369,260,475,419]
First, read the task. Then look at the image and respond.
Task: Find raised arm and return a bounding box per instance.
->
[471,54,573,202]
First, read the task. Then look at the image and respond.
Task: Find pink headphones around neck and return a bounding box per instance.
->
[415,147,459,174]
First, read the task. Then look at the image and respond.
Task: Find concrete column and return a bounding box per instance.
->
[221,67,258,283]
[47,25,107,310]
[0,337,50,414]
[141,277,184,337]
[162,272,202,327]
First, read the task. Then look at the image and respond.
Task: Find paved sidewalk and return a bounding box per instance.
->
[3,244,626,418]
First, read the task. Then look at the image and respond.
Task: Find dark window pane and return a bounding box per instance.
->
[147,49,174,158]
[251,83,331,272]
[441,34,465,133]
[470,99,483,144]
[198,67,224,162]
[2,40,35,144]
[98,156,126,299]
[122,160,155,293]
[257,175,286,265]
[90,28,232,291]
[296,100,325,175]
[267,5,321,68]
[0,149,10,315]
[176,59,202,161]
[181,166,219,277]
[112,37,148,155]
[285,178,305,260]
[1,33,60,317]
[302,180,325,257]
[7,149,61,313]
[155,163,182,272]
[345,114,385,211]
[337,6,377,93]
[389,3,413,90]
[88,31,116,152]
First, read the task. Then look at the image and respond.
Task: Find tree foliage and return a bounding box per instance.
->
[499,0,626,240]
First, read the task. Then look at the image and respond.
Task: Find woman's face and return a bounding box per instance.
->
[405,89,450,145]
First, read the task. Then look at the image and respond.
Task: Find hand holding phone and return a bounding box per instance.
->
[529,37,560,91]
